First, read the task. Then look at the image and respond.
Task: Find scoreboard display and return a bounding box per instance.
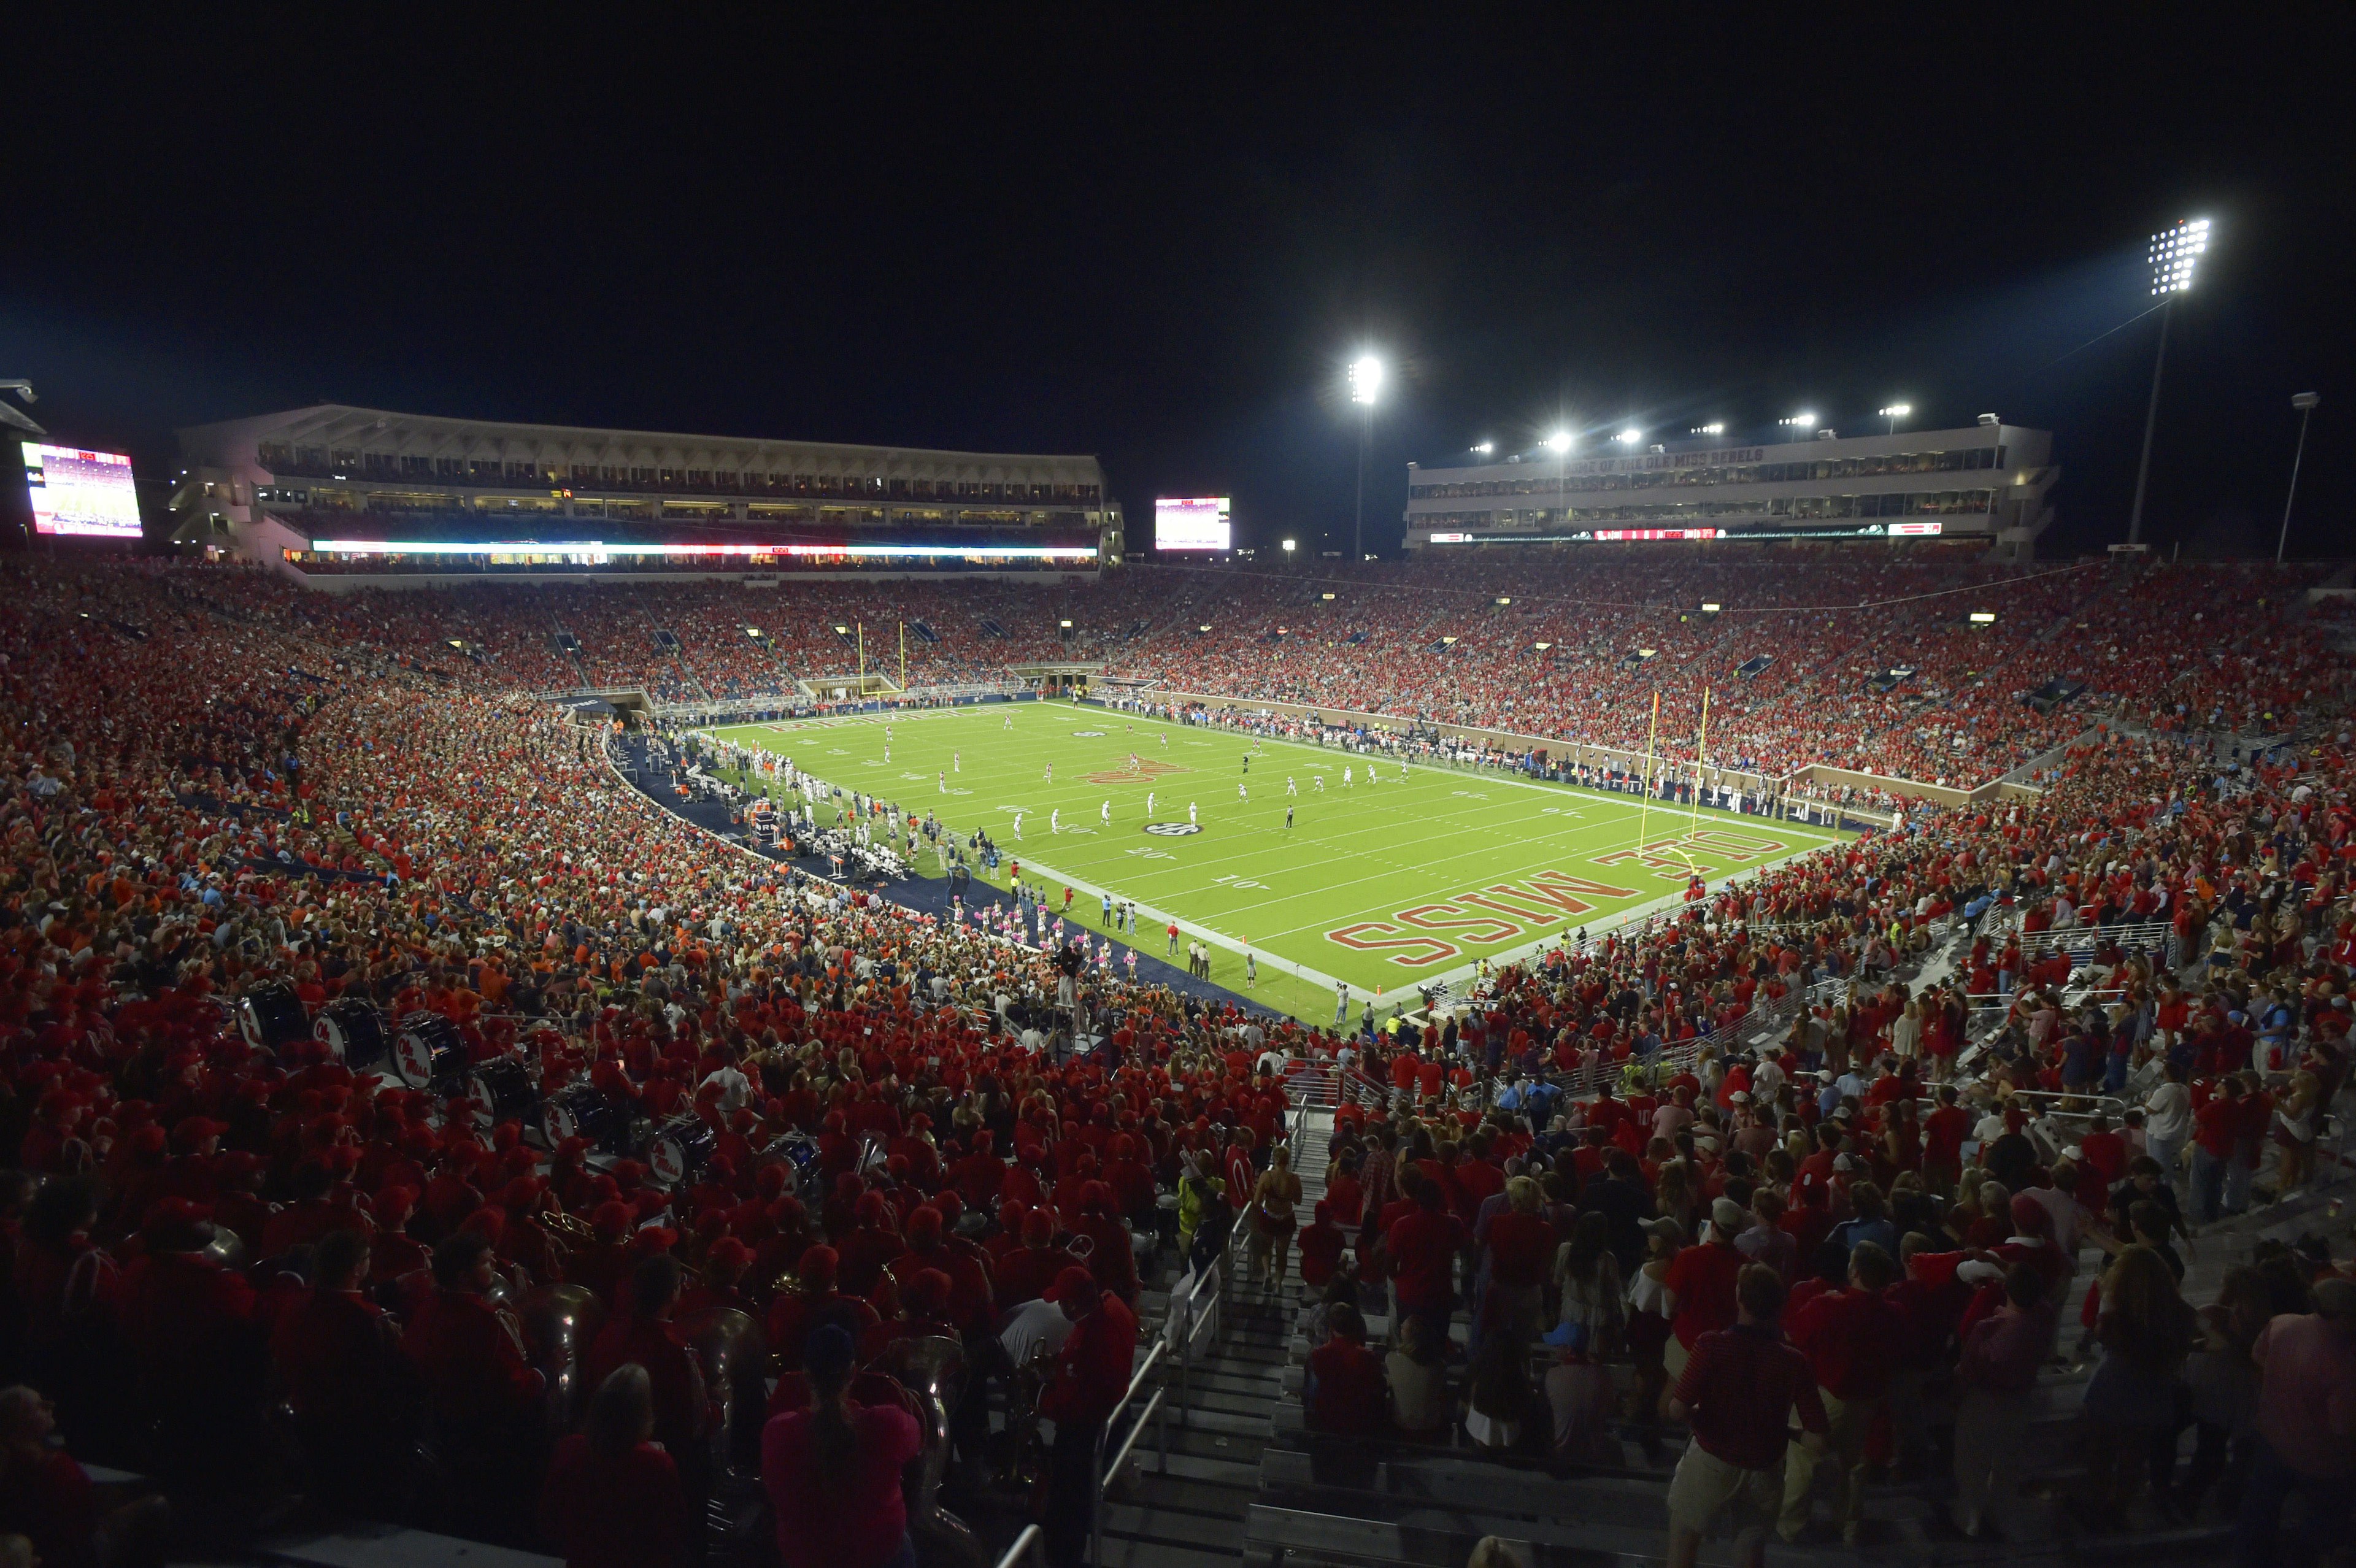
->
[21,444,141,538]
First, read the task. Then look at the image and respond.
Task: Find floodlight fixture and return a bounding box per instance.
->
[1058,618,1074,628]
[1543,430,1573,454]
[1690,423,1725,436]
[1320,591,1336,600]
[2131,218,2217,544]
[1494,596,1512,605]
[1615,428,1642,445]
[2149,218,2211,296]
[1878,403,1912,434]
[1778,413,1819,432]
[1968,611,1997,625]
[1471,441,1495,455]
[1349,355,1384,405]
[1282,538,1296,555]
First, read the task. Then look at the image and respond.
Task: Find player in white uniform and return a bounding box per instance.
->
[1188,801,1198,825]
[1238,782,1248,802]
[1003,713,1014,729]
[1286,775,1297,796]
[938,772,946,793]
[1146,790,1156,817]
[1042,762,1053,781]
[1099,799,1111,826]
[1314,775,1325,793]
[1343,765,1353,788]
[953,750,961,772]
[1050,808,1061,834]
[1013,811,1024,840]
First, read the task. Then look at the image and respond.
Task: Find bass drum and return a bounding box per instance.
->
[646,1115,717,1187]
[465,1056,539,1129]
[314,997,388,1071]
[238,980,310,1055]
[392,1012,467,1091]
[542,1083,634,1156]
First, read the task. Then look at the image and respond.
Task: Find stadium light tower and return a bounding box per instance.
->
[1778,413,1819,438]
[2279,391,2322,563]
[2128,217,2211,545]
[1615,428,1643,445]
[1349,354,1384,560]
[1690,422,1725,437]
[1543,429,1573,531]
[1878,403,1912,434]
[1471,440,1494,456]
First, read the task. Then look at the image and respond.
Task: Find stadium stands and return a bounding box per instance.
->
[2,550,2352,1568]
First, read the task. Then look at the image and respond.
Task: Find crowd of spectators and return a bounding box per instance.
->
[256,548,2347,793]
[0,553,2352,1565]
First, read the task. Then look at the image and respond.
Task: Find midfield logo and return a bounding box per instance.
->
[1142,822,1201,836]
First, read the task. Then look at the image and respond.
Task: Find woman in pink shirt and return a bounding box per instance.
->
[762,1324,923,1568]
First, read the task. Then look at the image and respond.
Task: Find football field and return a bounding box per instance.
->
[710,701,1847,1023]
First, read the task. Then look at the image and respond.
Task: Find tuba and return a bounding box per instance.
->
[880,1334,987,1568]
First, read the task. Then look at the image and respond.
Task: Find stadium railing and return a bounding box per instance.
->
[991,1525,1045,1568]
[1093,1341,1170,1566]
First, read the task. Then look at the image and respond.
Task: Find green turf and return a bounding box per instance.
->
[710,700,1846,1024]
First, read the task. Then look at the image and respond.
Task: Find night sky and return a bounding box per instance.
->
[7,11,2351,559]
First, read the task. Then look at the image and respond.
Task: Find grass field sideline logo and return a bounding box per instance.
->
[1142,821,1201,836]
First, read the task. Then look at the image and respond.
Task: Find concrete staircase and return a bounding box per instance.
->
[1091,1094,1334,1567]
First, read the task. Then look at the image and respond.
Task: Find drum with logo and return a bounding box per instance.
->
[647,1115,718,1186]
[543,1083,633,1155]
[314,997,389,1071]
[238,980,310,1055]
[392,1012,468,1091]
[465,1056,539,1128]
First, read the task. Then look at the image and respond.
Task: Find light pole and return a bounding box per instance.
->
[1349,355,1383,561]
[2128,218,2211,545]
[2278,392,2321,564]
[1544,429,1572,531]
[1878,403,1911,436]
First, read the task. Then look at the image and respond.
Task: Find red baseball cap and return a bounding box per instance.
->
[1044,1264,1098,1303]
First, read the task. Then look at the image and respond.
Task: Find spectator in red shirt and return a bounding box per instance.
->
[1477,1177,1557,1351]
[1778,1242,1903,1545]
[0,1385,104,1568]
[1304,1302,1388,1435]
[402,1229,546,1537]
[1382,1180,1466,1350]
[269,1228,414,1516]
[1661,1198,1747,1381]
[2239,1275,2356,1568]
[1664,1264,1828,1568]
[1952,1262,2061,1540]
[761,1324,923,1568]
[1036,1266,1139,1568]
[582,1255,710,1484]
[1920,1085,1971,1199]
[2192,1077,2244,1224]
[540,1364,695,1568]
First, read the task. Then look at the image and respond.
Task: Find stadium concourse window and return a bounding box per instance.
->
[252,442,1097,505]
[1409,445,2004,499]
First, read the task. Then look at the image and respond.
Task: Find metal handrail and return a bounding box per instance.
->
[1091,1340,1169,1567]
[991,1523,1045,1568]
